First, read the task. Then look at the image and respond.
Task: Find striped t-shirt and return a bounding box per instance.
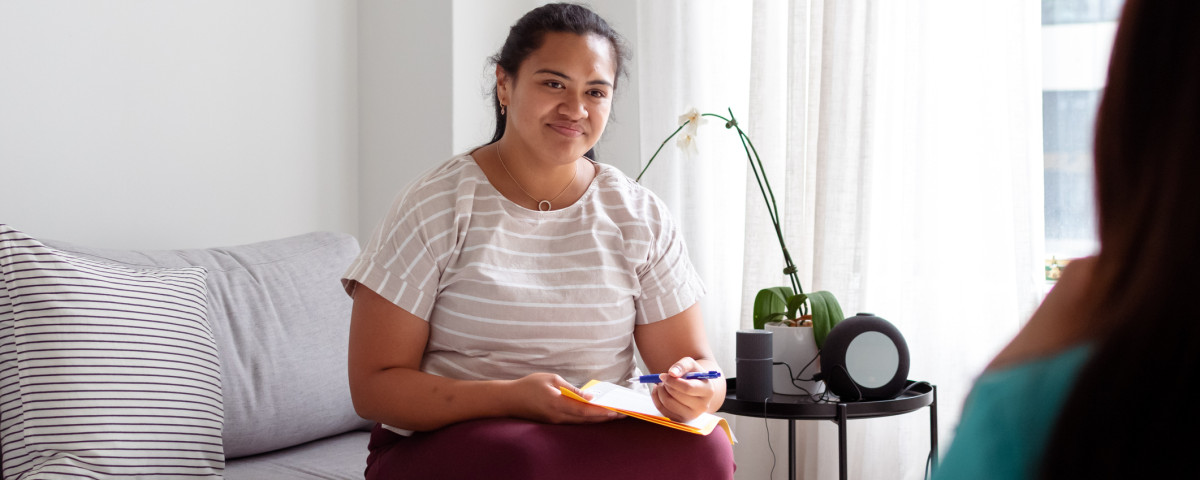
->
[342,153,705,389]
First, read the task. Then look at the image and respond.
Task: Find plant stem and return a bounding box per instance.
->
[704,111,805,300]
[638,109,807,312]
[729,111,805,300]
[636,122,689,182]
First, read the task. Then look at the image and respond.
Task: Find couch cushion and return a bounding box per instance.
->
[43,231,371,459]
[0,225,225,478]
[224,431,369,479]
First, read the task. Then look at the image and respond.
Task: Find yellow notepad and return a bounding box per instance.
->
[559,380,736,444]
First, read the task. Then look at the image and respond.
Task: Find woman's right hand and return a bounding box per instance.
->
[503,373,623,424]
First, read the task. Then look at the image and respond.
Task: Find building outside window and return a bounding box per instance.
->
[1041,0,1123,280]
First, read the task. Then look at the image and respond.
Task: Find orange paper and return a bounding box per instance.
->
[559,380,736,444]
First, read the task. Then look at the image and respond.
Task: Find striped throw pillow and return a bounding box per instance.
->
[0,225,225,479]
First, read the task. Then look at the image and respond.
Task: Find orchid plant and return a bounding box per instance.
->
[637,108,845,348]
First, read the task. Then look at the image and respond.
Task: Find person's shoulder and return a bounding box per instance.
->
[988,256,1097,370]
[379,153,484,227]
[937,343,1086,480]
[938,334,1093,480]
[408,153,484,193]
[592,162,671,215]
[392,153,482,204]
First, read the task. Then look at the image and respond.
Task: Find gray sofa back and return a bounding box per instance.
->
[45,231,371,459]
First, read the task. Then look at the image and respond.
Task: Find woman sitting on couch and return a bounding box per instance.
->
[340,3,734,479]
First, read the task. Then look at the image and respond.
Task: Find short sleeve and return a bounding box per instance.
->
[342,187,449,321]
[634,200,706,325]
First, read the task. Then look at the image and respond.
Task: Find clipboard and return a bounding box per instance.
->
[560,380,736,444]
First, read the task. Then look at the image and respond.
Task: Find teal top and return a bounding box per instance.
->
[933,344,1092,480]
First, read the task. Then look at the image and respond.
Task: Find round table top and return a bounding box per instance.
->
[719,378,934,420]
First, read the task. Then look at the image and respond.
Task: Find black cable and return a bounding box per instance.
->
[824,364,865,402]
[897,380,932,398]
[773,352,834,403]
[791,348,822,382]
[766,359,933,478]
[763,397,776,480]
[774,361,820,400]
[765,354,844,477]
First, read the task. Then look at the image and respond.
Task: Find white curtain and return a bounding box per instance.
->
[637,1,1044,479]
[636,0,753,374]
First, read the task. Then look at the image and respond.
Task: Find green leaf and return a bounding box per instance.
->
[753,286,793,329]
[824,292,844,332]
[785,293,808,319]
[764,312,788,325]
[808,291,845,348]
[809,293,830,348]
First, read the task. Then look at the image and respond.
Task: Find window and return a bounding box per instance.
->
[1041,0,1123,280]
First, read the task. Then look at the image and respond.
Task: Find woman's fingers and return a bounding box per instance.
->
[651,357,719,422]
[652,381,703,422]
[513,373,620,424]
[549,375,595,402]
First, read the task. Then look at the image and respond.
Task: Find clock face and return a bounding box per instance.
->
[845,331,899,388]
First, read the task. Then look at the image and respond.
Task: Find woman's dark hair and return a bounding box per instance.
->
[487,3,630,151]
[1040,1,1200,477]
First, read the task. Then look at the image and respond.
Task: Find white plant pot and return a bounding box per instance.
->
[766,324,825,395]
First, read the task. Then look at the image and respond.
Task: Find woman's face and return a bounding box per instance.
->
[497,32,616,163]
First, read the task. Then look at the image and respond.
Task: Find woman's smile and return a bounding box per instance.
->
[549,121,584,138]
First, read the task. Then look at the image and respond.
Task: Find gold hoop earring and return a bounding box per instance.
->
[501,104,507,116]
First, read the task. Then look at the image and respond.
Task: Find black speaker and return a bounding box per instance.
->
[819,313,910,401]
[735,329,773,402]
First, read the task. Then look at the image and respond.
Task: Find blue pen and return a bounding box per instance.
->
[628,370,721,384]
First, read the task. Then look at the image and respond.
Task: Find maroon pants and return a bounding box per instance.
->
[365,418,735,479]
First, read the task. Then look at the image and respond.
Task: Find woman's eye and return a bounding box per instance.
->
[545,81,564,89]
[589,90,608,98]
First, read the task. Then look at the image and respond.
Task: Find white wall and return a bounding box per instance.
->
[0,0,357,250]
[357,0,453,243]
[0,0,641,249]
[451,0,541,154]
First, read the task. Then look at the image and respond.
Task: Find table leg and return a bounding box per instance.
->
[788,419,796,480]
[930,385,939,476]
[837,404,848,480]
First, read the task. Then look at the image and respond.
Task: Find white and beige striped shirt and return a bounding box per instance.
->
[343,153,704,390]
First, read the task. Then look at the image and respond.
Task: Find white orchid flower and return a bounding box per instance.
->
[678,108,705,135]
[675,131,699,157]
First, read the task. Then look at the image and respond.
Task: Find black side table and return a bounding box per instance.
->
[719,378,937,480]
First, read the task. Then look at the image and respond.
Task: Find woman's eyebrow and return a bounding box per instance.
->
[533,68,613,87]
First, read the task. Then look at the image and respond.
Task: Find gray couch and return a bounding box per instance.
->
[43,231,372,479]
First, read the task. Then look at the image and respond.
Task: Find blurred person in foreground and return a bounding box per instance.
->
[935,1,1200,478]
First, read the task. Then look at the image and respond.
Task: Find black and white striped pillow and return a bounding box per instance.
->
[0,225,224,479]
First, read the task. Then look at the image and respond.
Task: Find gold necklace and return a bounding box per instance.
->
[495,144,578,211]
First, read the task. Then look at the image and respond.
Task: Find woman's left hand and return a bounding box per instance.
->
[650,357,718,423]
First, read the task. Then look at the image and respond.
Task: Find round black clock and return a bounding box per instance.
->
[819,313,910,401]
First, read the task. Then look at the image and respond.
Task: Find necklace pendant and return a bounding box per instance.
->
[537,200,552,211]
